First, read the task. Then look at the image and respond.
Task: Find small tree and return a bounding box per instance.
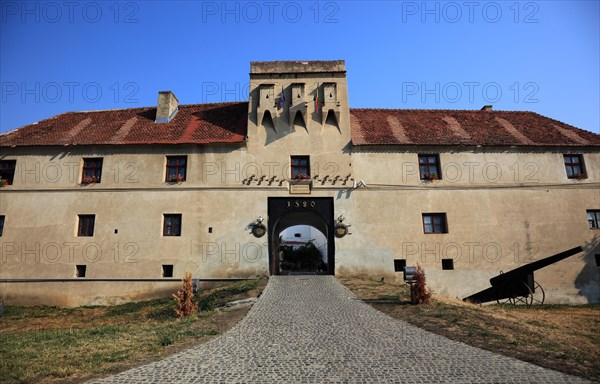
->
[410,264,431,305]
[172,273,198,317]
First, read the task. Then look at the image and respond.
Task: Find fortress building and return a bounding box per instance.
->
[1,60,599,306]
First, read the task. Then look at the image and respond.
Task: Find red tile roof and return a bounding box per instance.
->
[0,102,247,147]
[2,103,599,148]
[350,109,600,147]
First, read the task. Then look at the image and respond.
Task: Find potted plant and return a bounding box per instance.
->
[168,173,184,184]
[0,178,7,187]
[81,175,97,185]
[290,173,312,185]
[423,173,439,182]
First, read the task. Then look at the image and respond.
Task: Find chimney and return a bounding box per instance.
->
[155,91,179,123]
[481,105,493,111]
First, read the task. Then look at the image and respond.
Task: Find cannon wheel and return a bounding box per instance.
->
[525,281,545,308]
[495,281,545,308]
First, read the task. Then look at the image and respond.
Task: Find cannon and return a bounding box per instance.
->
[463,246,583,307]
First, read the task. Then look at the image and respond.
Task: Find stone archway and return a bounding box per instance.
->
[268,197,335,275]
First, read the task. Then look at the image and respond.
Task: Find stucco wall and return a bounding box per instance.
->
[1,60,598,306]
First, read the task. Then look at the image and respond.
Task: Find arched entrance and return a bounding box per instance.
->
[268,197,335,275]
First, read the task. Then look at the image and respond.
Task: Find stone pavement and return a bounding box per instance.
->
[89,276,593,383]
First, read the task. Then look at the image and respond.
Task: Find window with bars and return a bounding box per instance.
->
[82,158,103,184]
[422,213,448,234]
[587,210,600,229]
[290,156,310,179]
[78,215,95,237]
[166,156,187,182]
[563,154,586,179]
[163,214,182,236]
[0,160,17,185]
[418,154,441,180]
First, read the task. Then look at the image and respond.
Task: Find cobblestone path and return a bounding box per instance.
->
[89,276,593,383]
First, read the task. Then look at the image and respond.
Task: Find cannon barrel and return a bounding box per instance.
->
[463,246,583,304]
[489,246,582,286]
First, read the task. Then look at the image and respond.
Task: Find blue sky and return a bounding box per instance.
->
[1,0,598,134]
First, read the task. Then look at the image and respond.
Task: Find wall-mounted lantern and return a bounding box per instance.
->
[251,216,267,238]
[334,214,351,238]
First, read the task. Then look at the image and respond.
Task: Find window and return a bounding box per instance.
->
[0,160,17,185]
[162,265,174,278]
[418,154,441,180]
[82,158,103,184]
[0,215,4,236]
[163,214,182,236]
[564,154,586,179]
[595,254,600,267]
[76,265,87,278]
[291,156,310,179]
[442,259,454,270]
[78,215,95,236]
[166,156,187,182]
[587,210,600,229]
[422,213,448,234]
[394,259,406,272]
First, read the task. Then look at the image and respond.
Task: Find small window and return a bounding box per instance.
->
[208,227,213,233]
[166,156,187,182]
[162,265,174,278]
[291,155,310,179]
[78,215,95,237]
[394,259,406,272]
[76,265,86,278]
[564,154,586,179]
[422,213,448,234]
[294,233,302,238]
[442,259,454,270]
[0,215,4,236]
[163,214,182,236]
[587,210,600,229]
[595,254,600,267]
[82,158,103,184]
[0,160,17,185]
[418,154,441,180]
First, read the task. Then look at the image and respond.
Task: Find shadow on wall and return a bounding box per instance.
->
[575,236,600,303]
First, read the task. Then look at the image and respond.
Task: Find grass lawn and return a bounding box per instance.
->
[338,275,600,382]
[0,278,267,384]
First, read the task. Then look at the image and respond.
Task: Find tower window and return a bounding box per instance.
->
[291,156,310,179]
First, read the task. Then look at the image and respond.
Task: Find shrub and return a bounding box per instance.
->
[172,273,199,317]
[410,264,431,305]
